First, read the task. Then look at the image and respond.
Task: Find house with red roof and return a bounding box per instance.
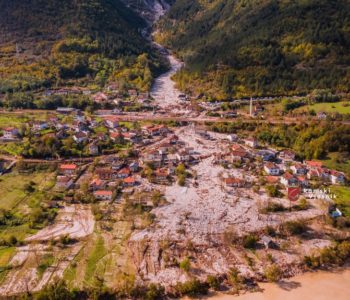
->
[280,172,299,187]
[93,190,113,201]
[264,162,280,176]
[59,164,78,175]
[305,160,323,169]
[291,163,308,175]
[123,176,136,187]
[224,177,245,188]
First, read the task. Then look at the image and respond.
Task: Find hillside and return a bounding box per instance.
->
[0,0,168,93]
[156,0,350,99]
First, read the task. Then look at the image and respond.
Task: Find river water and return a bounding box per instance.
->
[208,268,350,300]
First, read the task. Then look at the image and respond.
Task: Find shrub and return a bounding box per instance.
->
[207,275,220,291]
[264,225,276,236]
[266,185,283,198]
[174,279,208,297]
[227,267,243,290]
[146,284,165,300]
[242,234,258,249]
[261,202,285,213]
[283,220,307,235]
[179,257,191,273]
[264,265,281,282]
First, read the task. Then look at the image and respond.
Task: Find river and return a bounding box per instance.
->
[207,268,350,300]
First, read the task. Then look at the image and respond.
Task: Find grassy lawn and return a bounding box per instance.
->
[331,186,350,217]
[296,102,350,114]
[322,152,350,177]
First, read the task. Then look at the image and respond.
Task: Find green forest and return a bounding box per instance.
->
[0,0,168,93]
[157,0,350,99]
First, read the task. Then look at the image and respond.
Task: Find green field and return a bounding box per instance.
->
[297,102,350,114]
[0,112,50,128]
[331,186,350,217]
[0,171,55,210]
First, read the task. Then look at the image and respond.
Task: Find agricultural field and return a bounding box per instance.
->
[0,170,56,211]
[0,112,50,128]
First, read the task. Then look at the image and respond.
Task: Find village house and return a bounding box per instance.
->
[176,149,192,162]
[95,168,114,180]
[279,149,296,162]
[226,134,238,142]
[142,150,164,166]
[59,164,78,176]
[129,162,139,172]
[117,167,131,179]
[142,125,169,136]
[291,163,308,175]
[264,162,280,176]
[128,89,138,98]
[32,121,48,131]
[307,167,329,181]
[105,117,119,129]
[169,135,179,144]
[2,127,19,140]
[73,131,88,143]
[92,92,108,103]
[123,176,136,187]
[93,190,113,201]
[224,177,245,188]
[154,168,170,183]
[257,150,276,161]
[317,111,327,120]
[330,170,346,184]
[88,143,99,155]
[305,160,323,169]
[280,172,299,187]
[244,138,258,148]
[89,178,106,191]
[297,176,309,187]
[231,150,249,162]
[266,176,280,185]
[55,176,74,190]
[56,107,77,115]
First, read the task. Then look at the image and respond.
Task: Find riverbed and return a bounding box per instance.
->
[207,268,350,300]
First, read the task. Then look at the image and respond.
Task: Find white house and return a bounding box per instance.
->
[244,138,258,148]
[264,162,280,176]
[93,190,113,201]
[330,170,346,184]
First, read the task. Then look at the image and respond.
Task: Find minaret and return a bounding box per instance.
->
[249,97,253,116]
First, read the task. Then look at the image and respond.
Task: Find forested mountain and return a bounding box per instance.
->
[156,0,350,99]
[0,0,168,93]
